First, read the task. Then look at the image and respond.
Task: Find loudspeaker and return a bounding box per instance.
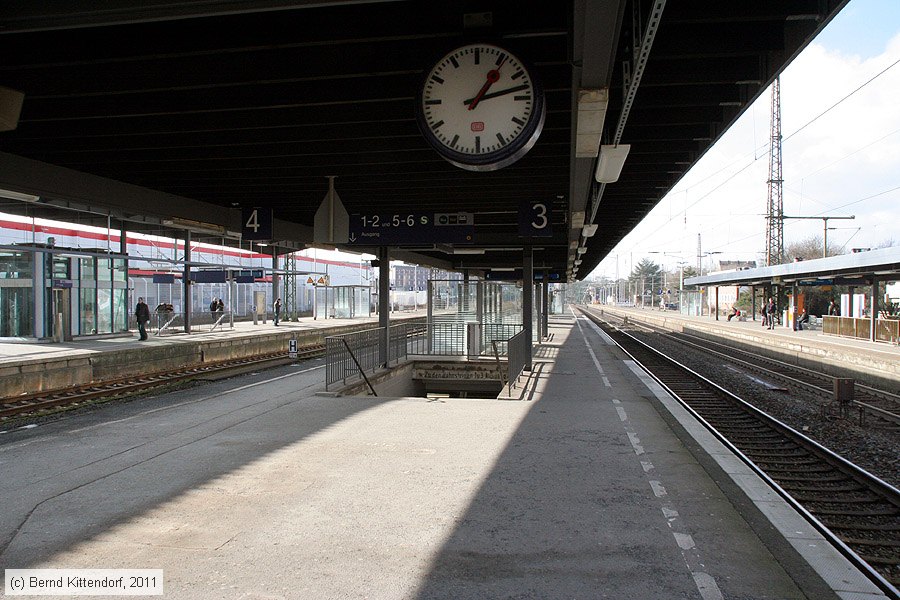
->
[0,87,25,132]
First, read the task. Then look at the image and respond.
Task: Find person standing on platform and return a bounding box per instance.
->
[828,300,839,316]
[216,298,224,313]
[765,297,777,329]
[135,297,151,341]
[210,298,218,316]
[274,298,282,326]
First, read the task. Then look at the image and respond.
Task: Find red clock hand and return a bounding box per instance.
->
[468,56,508,111]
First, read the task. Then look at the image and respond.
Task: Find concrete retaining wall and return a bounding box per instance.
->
[1,321,393,400]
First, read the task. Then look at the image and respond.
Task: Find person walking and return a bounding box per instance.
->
[135,297,151,341]
[273,298,282,326]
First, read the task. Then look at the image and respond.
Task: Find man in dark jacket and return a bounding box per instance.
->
[135,297,151,341]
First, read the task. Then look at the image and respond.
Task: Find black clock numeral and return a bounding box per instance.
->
[511,70,524,80]
[514,95,531,101]
[474,49,480,65]
[431,120,444,130]
[450,56,459,69]
[496,133,506,146]
[475,136,481,153]
[495,53,507,66]
[425,99,442,106]
[511,117,525,126]
[450,135,459,148]
[431,75,444,85]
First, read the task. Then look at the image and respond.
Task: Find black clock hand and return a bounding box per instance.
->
[463,84,529,106]
[468,56,508,111]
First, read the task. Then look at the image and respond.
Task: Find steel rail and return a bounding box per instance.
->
[586,306,900,425]
[1,345,324,422]
[577,307,900,598]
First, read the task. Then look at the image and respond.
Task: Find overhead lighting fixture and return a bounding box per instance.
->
[577,247,587,255]
[873,271,896,276]
[162,217,228,237]
[0,87,25,132]
[435,244,486,255]
[582,224,598,237]
[594,144,631,183]
[571,211,585,229]
[718,101,742,107]
[575,88,609,158]
[0,188,40,203]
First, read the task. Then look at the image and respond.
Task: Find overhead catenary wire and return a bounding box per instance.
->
[616,56,900,260]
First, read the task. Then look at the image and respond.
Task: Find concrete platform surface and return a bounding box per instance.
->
[0,313,420,365]
[0,314,884,599]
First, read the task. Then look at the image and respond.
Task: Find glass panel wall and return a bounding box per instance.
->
[0,250,34,338]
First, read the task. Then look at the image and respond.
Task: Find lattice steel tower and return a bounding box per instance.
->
[765,76,784,266]
[283,252,297,321]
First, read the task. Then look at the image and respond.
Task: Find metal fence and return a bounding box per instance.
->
[325,320,526,390]
[325,327,384,389]
[823,315,899,344]
[506,330,531,389]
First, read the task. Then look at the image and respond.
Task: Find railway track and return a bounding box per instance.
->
[578,307,900,598]
[0,344,325,423]
[587,306,900,427]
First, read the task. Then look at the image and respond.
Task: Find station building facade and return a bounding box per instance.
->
[0,213,372,341]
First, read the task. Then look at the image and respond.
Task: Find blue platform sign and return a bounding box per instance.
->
[152,274,176,284]
[191,270,228,283]
[347,212,474,246]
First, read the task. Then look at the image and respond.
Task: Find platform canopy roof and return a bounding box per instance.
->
[0,0,849,280]
[686,247,900,288]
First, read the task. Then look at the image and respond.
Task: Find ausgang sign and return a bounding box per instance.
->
[347,212,474,245]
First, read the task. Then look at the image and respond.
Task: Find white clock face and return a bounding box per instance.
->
[418,43,545,171]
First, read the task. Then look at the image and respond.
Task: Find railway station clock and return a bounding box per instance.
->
[416,43,546,171]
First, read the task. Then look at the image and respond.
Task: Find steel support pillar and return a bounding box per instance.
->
[523,245,533,371]
[183,231,191,333]
[751,286,757,321]
[542,270,549,338]
[378,246,390,366]
[271,248,280,307]
[714,286,719,321]
[871,276,879,342]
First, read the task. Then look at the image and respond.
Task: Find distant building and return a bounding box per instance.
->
[713,260,757,273]
[392,265,461,290]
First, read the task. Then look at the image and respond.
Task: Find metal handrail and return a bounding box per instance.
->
[341,339,377,396]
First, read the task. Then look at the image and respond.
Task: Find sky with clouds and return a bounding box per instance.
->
[591,0,900,279]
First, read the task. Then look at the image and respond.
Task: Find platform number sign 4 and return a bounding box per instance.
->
[519,201,553,237]
[241,207,273,241]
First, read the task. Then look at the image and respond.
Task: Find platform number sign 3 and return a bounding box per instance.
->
[519,201,553,237]
[241,207,273,241]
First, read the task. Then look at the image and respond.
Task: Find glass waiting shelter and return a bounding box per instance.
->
[314,285,371,319]
[0,244,129,340]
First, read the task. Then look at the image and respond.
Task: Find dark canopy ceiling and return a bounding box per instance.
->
[0,0,848,279]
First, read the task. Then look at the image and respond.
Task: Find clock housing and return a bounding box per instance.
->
[416,43,546,172]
